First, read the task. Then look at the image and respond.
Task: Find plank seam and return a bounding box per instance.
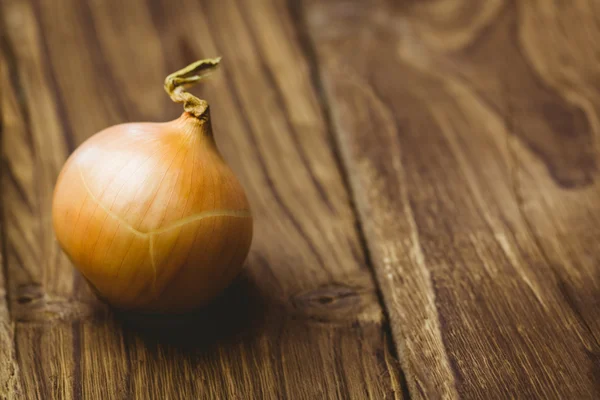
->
[286,2,413,399]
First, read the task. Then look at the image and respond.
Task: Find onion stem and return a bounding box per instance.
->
[163,57,221,119]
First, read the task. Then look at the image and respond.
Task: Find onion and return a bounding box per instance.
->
[52,58,253,313]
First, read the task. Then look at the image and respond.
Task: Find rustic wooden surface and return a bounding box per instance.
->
[301,0,600,398]
[1,0,599,399]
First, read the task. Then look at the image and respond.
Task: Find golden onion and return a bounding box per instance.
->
[52,58,253,313]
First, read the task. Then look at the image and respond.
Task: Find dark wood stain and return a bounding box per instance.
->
[452,2,596,188]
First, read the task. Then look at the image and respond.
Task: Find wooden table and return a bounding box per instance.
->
[1,0,599,398]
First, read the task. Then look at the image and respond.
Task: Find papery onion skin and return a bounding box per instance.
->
[52,111,253,313]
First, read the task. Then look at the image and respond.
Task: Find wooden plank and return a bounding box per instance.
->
[0,264,20,400]
[504,0,600,345]
[301,0,600,398]
[0,40,24,400]
[0,284,21,400]
[0,261,21,399]
[0,0,404,398]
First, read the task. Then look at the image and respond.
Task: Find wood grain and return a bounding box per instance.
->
[0,41,24,400]
[4,0,598,398]
[301,0,600,398]
[0,0,404,399]
[0,216,21,400]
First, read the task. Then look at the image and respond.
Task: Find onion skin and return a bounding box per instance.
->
[52,111,253,313]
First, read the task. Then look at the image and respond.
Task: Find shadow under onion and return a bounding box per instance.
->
[114,270,269,351]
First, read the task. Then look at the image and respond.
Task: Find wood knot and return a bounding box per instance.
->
[291,283,379,324]
[14,283,45,305]
[11,283,103,322]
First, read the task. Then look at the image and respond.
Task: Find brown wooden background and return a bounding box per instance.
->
[1,0,599,399]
